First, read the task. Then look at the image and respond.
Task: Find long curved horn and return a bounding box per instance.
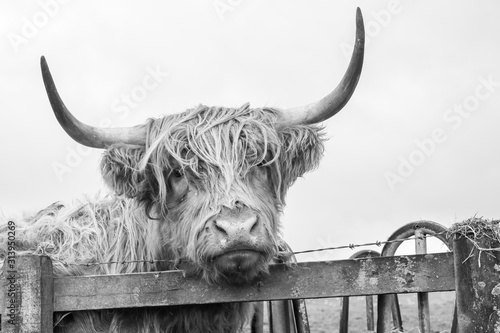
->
[281,8,365,126]
[41,56,146,148]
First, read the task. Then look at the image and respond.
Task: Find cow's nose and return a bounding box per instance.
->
[212,215,259,239]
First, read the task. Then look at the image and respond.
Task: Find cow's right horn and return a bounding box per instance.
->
[279,7,365,126]
[41,56,146,149]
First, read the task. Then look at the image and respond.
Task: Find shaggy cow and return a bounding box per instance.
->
[1,9,364,333]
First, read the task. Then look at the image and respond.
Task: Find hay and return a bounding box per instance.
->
[448,217,500,266]
[448,217,500,248]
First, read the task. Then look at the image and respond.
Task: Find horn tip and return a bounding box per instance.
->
[355,8,365,43]
[356,7,364,25]
[40,56,50,75]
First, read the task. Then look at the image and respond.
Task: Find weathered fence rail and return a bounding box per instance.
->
[53,252,455,311]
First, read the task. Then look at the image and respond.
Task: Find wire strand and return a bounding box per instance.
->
[292,230,448,255]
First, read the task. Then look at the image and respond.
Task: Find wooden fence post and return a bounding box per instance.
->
[453,221,500,333]
[2,254,53,333]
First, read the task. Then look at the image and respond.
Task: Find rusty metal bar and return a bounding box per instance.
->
[391,294,403,331]
[269,300,293,333]
[365,296,375,331]
[292,299,310,333]
[415,229,431,333]
[339,297,349,333]
[377,293,394,333]
[251,302,264,333]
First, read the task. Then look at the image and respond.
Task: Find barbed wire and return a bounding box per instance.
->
[292,230,448,255]
[48,229,449,268]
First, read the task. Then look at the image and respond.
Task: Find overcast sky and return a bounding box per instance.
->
[1,1,499,261]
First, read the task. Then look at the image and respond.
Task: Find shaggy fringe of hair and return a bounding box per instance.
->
[140,103,283,218]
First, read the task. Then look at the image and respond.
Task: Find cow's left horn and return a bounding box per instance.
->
[41,56,146,148]
[280,8,365,126]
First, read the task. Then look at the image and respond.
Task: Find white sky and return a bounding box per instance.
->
[1,1,499,261]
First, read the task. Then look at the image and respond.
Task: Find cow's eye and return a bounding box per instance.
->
[172,168,184,178]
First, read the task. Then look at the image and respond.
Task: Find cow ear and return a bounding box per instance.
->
[100,144,148,198]
[278,125,325,196]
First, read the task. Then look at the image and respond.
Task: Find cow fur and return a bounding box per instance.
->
[0,103,325,332]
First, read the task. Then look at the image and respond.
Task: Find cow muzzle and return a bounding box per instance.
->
[205,207,272,283]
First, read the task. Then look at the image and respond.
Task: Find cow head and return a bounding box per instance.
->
[40,9,364,284]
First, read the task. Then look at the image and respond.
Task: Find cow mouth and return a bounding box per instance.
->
[211,249,267,284]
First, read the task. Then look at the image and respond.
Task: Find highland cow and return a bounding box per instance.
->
[0,9,364,333]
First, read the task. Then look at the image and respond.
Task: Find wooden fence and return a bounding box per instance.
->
[1,220,499,332]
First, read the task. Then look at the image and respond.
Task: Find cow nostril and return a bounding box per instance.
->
[250,217,259,234]
[213,221,228,236]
